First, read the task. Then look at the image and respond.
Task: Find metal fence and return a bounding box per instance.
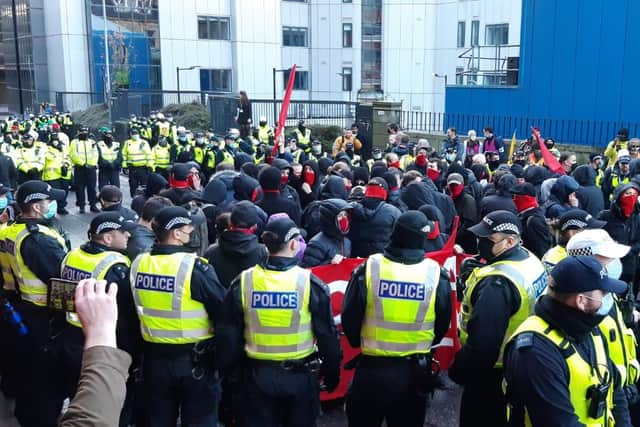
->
[401,111,640,147]
[250,99,358,128]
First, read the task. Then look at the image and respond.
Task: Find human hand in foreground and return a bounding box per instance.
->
[75,279,118,350]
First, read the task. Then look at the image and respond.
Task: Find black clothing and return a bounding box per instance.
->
[159,187,202,206]
[546,175,580,219]
[573,164,605,217]
[20,219,68,284]
[126,223,155,261]
[449,246,529,427]
[349,198,401,258]
[127,166,149,198]
[300,198,353,268]
[101,203,139,222]
[204,230,267,288]
[319,175,348,200]
[74,165,98,208]
[98,169,120,189]
[422,179,457,234]
[598,183,640,286]
[257,191,301,225]
[518,207,554,259]
[0,152,17,188]
[480,194,517,217]
[504,296,632,427]
[452,192,479,254]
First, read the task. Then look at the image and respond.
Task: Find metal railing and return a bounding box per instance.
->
[401,111,640,147]
[250,99,358,128]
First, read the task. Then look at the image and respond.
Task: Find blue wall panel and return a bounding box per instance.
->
[445,0,640,146]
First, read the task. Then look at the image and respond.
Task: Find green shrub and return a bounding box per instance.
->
[161,102,210,131]
[72,104,109,130]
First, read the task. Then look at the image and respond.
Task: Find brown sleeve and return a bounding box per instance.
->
[332,137,342,157]
[59,346,132,427]
[354,138,362,150]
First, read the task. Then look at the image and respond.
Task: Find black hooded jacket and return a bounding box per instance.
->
[300,198,352,268]
[204,230,268,289]
[233,173,262,203]
[545,175,580,219]
[573,164,605,217]
[598,182,640,284]
[298,160,321,208]
[422,179,457,234]
[480,174,518,216]
[349,197,401,257]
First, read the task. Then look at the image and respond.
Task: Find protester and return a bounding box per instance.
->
[510,182,553,259]
[573,163,605,217]
[300,198,353,267]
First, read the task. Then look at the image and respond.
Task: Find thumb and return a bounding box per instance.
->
[107,282,118,299]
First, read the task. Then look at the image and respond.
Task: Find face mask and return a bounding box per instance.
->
[280,175,289,186]
[477,236,497,262]
[259,121,267,127]
[373,152,382,160]
[606,258,623,280]
[427,221,440,240]
[104,136,112,144]
[513,194,538,212]
[196,138,205,146]
[446,154,457,163]
[312,145,321,155]
[514,160,526,167]
[0,197,8,211]
[470,135,477,141]
[427,168,440,181]
[303,169,315,185]
[448,183,464,199]
[415,153,427,167]
[159,140,168,147]
[295,238,306,260]
[79,133,88,140]
[44,200,57,219]
[619,193,638,217]
[488,160,501,170]
[569,163,577,173]
[596,293,614,316]
[337,215,350,234]
[389,161,400,169]
[132,135,140,140]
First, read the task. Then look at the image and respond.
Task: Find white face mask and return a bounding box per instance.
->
[606,258,623,280]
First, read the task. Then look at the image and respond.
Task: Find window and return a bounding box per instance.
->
[283,70,309,90]
[471,20,479,46]
[342,67,352,91]
[198,16,230,40]
[342,23,353,47]
[486,24,509,45]
[200,69,232,92]
[456,67,464,85]
[283,26,308,47]
[468,68,478,85]
[457,21,465,48]
[343,0,353,2]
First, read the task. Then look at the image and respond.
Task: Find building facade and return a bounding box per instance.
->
[0,0,520,117]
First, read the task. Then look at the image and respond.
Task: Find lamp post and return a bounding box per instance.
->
[272,67,303,126]
[102,0,112,126]
[176,65,200,104]
[433,72,448,112]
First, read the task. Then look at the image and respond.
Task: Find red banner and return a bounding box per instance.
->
[532,126,565,175]
[312,217,464,401]
[271,64,296,156]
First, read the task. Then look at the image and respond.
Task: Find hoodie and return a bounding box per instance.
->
[480,174,518,216]
[422,178,457,234]
[233,173,262,203]
[545,175,580,219]
[300,198,352,267]
[204,230,268,288]
[298,160,321,208]
[319,175,348,200]
[349,197,401,257]
[573,164,604,217]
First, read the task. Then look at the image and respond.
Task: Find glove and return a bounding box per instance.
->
[320,367,340,393]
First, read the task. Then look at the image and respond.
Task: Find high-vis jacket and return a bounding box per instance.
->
[0,223,16,292]
[294,128,311,151]
[4,223,66,306]
[361,254,440,356]
[600,299,639,387]
[152,144,171,171]
[240,264,315,361]
[122,138,152,168]
[461,251,547,367]
[16,145,45,174]
[69,138,99,167]
[541,245,567,275]
[508,315,614,427]
[258,125,273,144]
[43,146,68,181]
[97,140,120,163]
[130,252,214,344]
[60,249,130,327]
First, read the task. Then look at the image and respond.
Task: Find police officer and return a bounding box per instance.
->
[257,116,274,144]
[5,180,69,427]
[15,133,45,183]
[449,210,547,427]
[130,206,225,426]
[603,149,632,205]
[342,211,452,426]
[289,137,307,164]
[97,126,122,189]
[57,212,138,397]
[504,256,632,426]
[153,135,172,179]
[42,133,70,215]
[542,208,605,274]
[70,125,100,213]
[193,131,207,169]
[122,128,152,197]
[219,217,341,427]
[294,119,311,153]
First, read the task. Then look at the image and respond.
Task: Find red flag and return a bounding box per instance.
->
[271,64,297,156]
[532,127,565,175]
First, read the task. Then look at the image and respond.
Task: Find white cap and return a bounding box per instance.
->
[156,112,164,120]
[259,116,267,122]
[177,126,186,132]
[567,229,630,259]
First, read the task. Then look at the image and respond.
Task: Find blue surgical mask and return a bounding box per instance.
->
[44,200,57,219]
[606,258,623,280]
[596,293,614,316]
[0,197,7,211]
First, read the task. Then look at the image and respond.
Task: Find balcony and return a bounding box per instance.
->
[455,44,520,87]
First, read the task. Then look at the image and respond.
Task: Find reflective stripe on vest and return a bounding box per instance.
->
[361,254,439,356]
[294,128,311,148]
[610,174,631,200]
[240,266,314,361]
[123,140,150,167]
[6,223,66,306]
[258,126,273,143]
[98,141,119,162]
[0,224,16,291]
[461,251,547,367]
[541,245,567,275]
[599,299,639,387]
[153,145,171,169]
[130,253,213,344]
[61,250,130,327]
[508,315,614,426]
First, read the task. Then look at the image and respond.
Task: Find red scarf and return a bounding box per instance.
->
[513,195,538,212]
[427,221,440,240]
[620,193,638,218]
[169,176,189,189]
[448,183,464,199]
[365,185,387,200]
[427,168,440,182]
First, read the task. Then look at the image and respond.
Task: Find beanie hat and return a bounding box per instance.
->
[389,211,430,250]
[259,166,282,191]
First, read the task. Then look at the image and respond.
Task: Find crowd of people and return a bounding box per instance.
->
[0,105,640,427]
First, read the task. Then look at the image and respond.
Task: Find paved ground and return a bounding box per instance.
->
[1,175,462,426]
